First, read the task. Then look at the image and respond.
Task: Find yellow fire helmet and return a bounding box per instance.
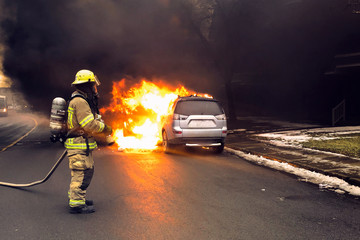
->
[72,69,101,86]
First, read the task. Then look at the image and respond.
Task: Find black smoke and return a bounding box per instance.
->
[2,0,360,124]
[0,0,215,112]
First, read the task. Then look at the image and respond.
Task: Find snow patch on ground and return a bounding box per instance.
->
[225,147,360,197]
[257,127,360,147]
[256,127,360,160]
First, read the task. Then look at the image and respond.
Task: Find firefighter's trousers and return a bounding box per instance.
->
[68,150,94,207]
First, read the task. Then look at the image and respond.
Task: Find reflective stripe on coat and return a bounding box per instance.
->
[65,91,105,151]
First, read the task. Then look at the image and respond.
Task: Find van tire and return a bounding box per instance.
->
[162,130,172,153]
[213,143,224,154]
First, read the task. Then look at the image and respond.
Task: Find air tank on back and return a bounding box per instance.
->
[50,97,67,143]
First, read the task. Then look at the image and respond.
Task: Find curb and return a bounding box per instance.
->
[226,144,360,187]
[224,146,360,196]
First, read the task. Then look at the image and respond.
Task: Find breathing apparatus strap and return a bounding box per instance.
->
[70,92,98,116]
[85,137,90,156]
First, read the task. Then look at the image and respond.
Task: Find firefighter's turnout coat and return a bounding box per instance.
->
[65,90,105,207]
[65,91,105,153]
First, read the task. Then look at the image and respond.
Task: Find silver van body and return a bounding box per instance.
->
[162,96,227,153]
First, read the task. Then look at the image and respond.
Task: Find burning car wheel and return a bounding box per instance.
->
[162,130,172,153]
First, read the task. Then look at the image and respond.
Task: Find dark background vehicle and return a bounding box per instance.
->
[0,95,8,117]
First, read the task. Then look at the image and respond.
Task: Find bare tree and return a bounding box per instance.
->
[176,0,245,122]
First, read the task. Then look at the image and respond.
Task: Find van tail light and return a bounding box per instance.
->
[173,129,182,134]
[215,114,226,120]
[173,113,180,120]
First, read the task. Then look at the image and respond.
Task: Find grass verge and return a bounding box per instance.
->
[302,135,360,158]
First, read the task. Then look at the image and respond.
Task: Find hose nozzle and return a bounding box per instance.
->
[106,135,115,146]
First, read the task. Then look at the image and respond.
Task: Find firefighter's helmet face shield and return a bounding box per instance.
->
[94,75,100,86]
[92,84,99,97]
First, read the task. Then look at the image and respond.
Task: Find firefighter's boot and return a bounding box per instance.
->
[69,205,95,214]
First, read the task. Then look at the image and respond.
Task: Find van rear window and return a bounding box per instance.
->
[174,100,223,115]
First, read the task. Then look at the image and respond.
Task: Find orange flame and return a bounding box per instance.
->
[100,78,211,152]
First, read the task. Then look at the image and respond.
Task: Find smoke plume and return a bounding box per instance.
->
[2,0,360,123]
[0,0,215,112]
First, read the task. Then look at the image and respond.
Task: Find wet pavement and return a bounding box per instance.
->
[1,113,360,239]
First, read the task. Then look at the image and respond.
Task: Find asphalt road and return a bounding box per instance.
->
[0,112,38,151]
[0,112,359,240]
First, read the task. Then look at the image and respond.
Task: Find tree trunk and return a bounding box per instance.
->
[224,73,236,124]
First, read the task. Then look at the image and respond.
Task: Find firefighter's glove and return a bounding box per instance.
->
[96,114,104,123]
[103,124,113,135]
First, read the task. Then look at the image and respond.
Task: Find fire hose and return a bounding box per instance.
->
[0,96,114,188]
[0,115,69,188]
[0,150,67,188]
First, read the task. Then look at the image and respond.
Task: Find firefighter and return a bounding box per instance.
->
[65,69,112,214]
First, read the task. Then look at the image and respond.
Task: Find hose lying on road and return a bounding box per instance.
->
[0,150,67,188]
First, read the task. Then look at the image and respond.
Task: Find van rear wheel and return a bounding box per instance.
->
[213,143,224,154]
[162,130,172,153]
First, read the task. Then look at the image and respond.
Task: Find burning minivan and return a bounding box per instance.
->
[161,95,227,154]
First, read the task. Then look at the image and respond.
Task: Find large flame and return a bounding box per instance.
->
[100,79,210,152]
